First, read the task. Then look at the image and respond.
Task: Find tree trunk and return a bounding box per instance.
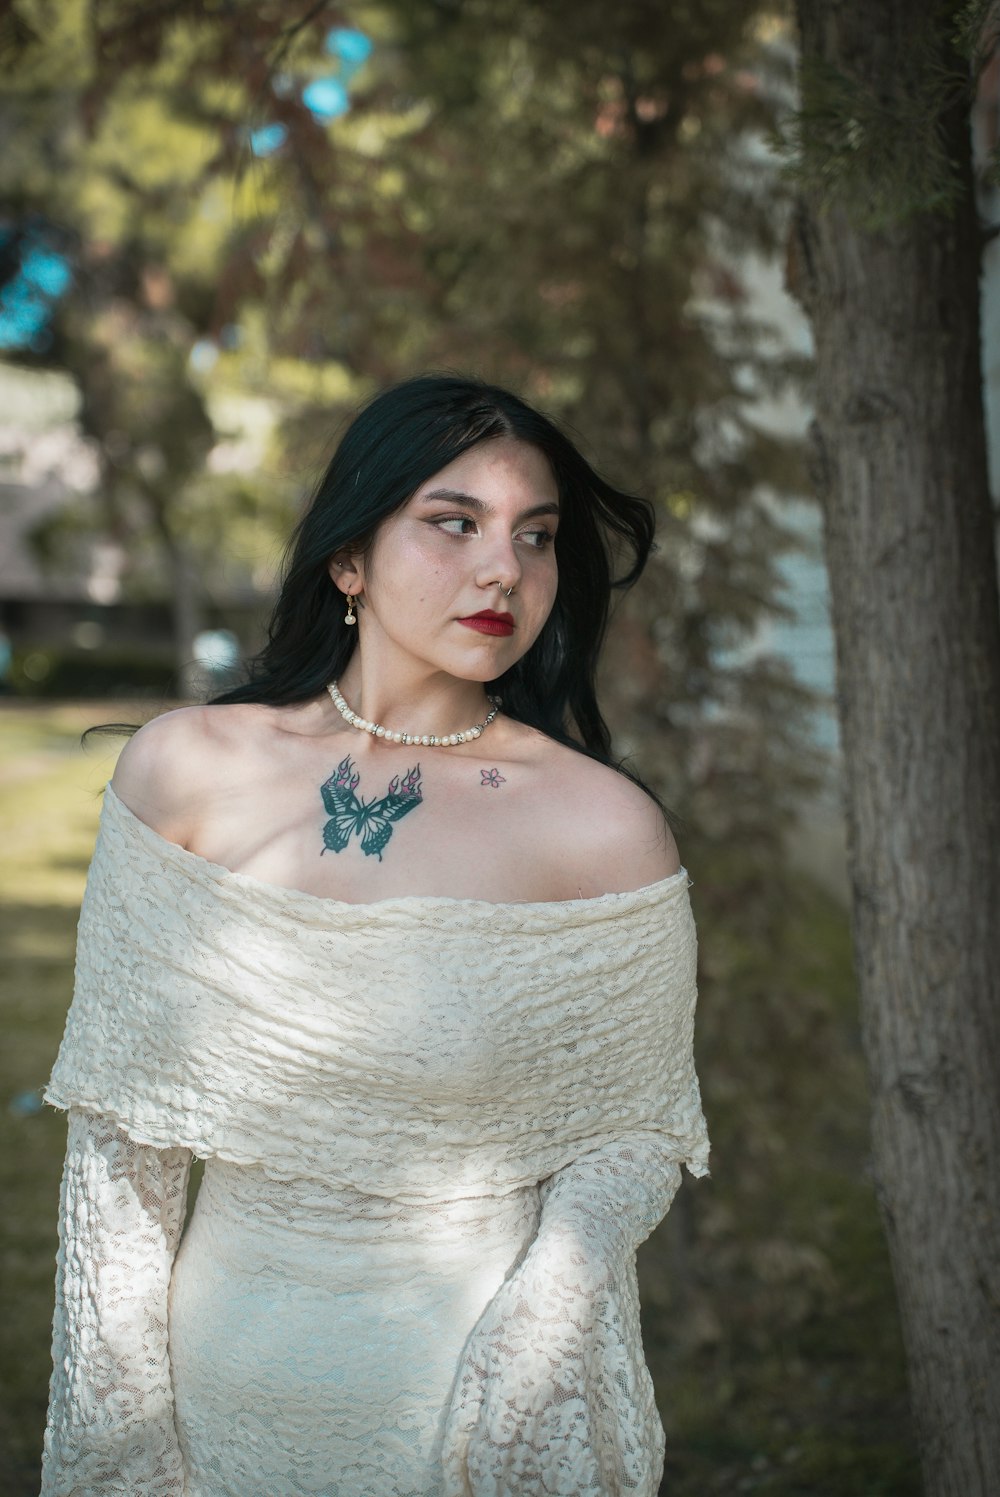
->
[146,491,204,700]
[790,3,1000,1493]
[167,539,204,701]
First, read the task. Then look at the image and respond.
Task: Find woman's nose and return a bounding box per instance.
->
[476,540,521,596]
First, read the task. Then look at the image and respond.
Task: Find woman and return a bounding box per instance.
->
[42,373,710,1496]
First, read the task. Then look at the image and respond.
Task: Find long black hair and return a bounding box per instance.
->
[211,374,656,771]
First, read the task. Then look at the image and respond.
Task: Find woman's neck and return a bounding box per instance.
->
[332,660,494,742]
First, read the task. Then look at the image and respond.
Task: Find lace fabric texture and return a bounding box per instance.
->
[42,784,711,1495]
[43,1112,191,1494]
[442,1137,685,1495]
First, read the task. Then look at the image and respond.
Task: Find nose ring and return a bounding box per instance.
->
[494,581,515,598]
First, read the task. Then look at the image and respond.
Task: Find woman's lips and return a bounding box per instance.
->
[458,614,515,636]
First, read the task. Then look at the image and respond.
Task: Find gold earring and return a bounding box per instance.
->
[345,593,357,626]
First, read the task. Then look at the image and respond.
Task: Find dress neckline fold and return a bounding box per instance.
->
[102,781,691,922]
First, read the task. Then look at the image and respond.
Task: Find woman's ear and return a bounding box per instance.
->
[327,551,363,596]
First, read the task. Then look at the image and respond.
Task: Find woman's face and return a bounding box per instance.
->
[335,436,560,684]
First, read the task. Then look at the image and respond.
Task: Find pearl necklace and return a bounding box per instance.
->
[326,680,502,747]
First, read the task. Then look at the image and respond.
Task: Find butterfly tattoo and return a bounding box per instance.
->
[320,755,423,861]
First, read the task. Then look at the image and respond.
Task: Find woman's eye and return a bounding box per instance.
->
[433,516,478,535]
[430,516,554,547]
[520,528,554,549]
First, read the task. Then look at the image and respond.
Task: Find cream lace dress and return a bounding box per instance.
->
[41,784,710,1497]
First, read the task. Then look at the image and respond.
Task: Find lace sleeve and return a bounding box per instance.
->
[41,1109,193,1496]
[441,1133,691,1497]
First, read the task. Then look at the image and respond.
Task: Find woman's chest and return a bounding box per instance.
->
[185,749,589,904]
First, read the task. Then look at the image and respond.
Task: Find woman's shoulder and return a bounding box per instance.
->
[109,702,266,844]
[518,729,682,894]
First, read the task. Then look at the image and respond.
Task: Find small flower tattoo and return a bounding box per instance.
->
[480,767,506,788]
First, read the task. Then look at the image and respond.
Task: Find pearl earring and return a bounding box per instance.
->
[344,593,357,626]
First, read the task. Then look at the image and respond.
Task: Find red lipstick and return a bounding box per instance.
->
[458,610,515,637]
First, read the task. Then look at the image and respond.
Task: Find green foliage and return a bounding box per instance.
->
[781,54,964,228]
[2,0,360,633]
[952,0,1000,67]
[780,0,995,229]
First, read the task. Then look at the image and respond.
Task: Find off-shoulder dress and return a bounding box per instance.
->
[41,782,710,1497]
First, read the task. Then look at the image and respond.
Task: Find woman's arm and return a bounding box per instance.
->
[41,1109,192,1496]
[442,1131,694,1497]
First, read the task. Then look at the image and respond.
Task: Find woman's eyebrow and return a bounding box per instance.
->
[418,487,560,521]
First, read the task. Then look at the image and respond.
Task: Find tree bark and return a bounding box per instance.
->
[790,3,1000,1493]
